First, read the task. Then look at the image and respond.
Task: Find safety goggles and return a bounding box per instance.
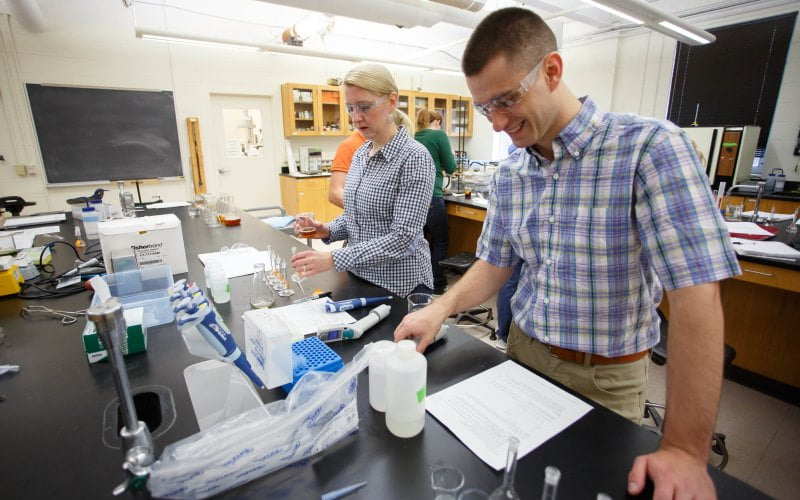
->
[472,55,549,117]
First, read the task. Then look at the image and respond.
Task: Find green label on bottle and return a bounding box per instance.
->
[416,385,426,403]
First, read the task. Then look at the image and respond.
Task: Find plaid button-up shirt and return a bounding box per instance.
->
[328,126,435,296]
[478,97,740,357]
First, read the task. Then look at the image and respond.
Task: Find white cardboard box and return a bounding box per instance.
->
[243,309,293,390]
[98,214,188,275]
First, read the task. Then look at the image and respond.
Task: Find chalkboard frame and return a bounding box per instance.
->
[26,84,184,185]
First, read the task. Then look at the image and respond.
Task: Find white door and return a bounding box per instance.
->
[210,94,277,210]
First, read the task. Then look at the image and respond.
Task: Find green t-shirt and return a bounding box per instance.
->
[414,128,457,198]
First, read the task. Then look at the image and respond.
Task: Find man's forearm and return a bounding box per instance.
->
[662,282,724,461]
[436,259,513,316]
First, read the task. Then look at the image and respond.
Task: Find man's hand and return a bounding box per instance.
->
[628,446,716,499]
[394,301,450,353]
[290,250,334,278]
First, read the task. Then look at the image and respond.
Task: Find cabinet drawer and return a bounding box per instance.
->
[736,261,800,293]
[296,177,328,191]
[446,203,486,222]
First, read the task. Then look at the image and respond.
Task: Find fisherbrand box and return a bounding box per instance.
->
[98,214,188,275]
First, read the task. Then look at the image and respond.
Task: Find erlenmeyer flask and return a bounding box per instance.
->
[250,263,275,308]
[488,437,521,500]
[222,195,241,226]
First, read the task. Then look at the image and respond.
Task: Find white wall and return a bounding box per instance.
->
[0,12,473,212]
[561,4,800,181]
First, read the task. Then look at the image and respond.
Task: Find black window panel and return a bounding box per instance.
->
[667,12,797,150]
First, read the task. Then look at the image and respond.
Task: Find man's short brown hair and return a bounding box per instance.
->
[462,7,557,76]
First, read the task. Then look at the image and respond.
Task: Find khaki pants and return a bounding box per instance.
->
[508,323,649,424]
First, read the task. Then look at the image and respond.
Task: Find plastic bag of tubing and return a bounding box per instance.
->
[148,344,373,499]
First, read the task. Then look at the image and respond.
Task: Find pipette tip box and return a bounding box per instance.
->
[282,336,343,393]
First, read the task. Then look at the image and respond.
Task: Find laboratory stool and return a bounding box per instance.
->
[643,310,735,470]
[438,252,496,340]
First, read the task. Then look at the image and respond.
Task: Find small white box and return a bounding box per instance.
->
[243,309,293,390]
[98,214,188,275]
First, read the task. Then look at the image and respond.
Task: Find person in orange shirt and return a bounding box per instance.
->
[328,131,366,208]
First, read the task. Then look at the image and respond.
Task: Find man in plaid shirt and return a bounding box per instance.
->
[396,7,739,499]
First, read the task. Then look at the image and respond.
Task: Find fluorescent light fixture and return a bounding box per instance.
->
[138,33,261,52]
[573,0,715,45]
[134,28,462,73]
[579,0,644,25]
[658,21,714,45]
[427,68,464,75]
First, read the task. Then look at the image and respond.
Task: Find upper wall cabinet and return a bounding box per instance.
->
[281,83,350,137]
[282,83,473,138]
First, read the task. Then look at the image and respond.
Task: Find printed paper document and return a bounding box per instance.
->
[198,247,271,278]
[426,360,592,470]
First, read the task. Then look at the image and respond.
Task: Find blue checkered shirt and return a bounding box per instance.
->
[477,97,741,357]
[327,126,435,296]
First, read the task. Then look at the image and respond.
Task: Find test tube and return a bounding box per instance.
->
[541,466,561,500]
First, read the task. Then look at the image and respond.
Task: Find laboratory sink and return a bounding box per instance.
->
[102,385,176,449]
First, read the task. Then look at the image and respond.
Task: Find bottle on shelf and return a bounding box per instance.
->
[81,205,100,239]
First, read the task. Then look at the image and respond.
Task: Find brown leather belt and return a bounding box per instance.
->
[547,345,649,365]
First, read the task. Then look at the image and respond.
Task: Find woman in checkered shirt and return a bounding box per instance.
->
[291,63,436,297]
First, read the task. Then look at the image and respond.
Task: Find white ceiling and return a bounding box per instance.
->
[1,0,793,70]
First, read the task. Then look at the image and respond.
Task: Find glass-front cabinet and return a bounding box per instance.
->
[448,96,473,137]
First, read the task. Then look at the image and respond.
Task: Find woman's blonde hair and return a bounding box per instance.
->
[416,108,442,130]
[343,63,411,135]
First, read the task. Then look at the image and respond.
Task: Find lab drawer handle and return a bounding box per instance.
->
[743,269,774,277]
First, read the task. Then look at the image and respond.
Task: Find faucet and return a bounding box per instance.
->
[87,298,154,495]
[725,182,766,222]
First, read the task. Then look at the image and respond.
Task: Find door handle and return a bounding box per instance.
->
[218,168,231,174]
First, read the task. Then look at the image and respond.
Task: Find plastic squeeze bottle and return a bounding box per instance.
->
[385,339,427,438]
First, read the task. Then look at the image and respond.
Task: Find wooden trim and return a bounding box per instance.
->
[185,117,206,195]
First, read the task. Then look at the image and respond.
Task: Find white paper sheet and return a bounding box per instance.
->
[1,213,66,229]
[197,247,272,278]
[725,221,776,236]
[731,238,800,259]
[271,298,355,339]
[0,225,62,249]
[426,360,592,470]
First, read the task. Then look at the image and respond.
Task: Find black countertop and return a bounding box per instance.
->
[0,209,768,499]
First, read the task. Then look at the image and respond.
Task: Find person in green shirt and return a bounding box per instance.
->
[415,109,457,294]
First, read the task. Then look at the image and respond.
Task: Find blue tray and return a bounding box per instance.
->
[282,336,343,392]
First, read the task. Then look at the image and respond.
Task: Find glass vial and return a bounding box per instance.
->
[250,263,275,308]
[540,466,561,500]
[489,436,521,500]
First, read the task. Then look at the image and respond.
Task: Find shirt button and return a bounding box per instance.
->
[548,216,555,223]
[543,297,550,304]
[553,173,559,180]
[546,259,552,265]
[544,334,550,342]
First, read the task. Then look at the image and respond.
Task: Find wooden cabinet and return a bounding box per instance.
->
[279,175,343,223]
[724,195,800,215]
[283,83,473,138]
[281,84,349,137]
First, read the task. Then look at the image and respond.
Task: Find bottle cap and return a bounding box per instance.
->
[397,339,416,355]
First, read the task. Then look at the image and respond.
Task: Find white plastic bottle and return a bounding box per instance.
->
[81,206,100,239]
[207,259,230,304]
[369,340,397,412]
[385,339,427,438]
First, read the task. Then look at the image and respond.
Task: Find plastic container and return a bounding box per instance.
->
[90,265,175,328]
[368,340,397,412]
[183,359,267,432]
[207,260,230,304]
[82,206,100,239]
[385,339,427,438]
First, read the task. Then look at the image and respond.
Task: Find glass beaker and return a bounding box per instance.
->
[787,207,799,234]
[431,466,464,500]
[407,293,433,313]
[250,263,275,308]
[203,194,221,227]
[725,202,743,222]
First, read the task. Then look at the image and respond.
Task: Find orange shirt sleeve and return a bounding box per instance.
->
[331,132,366,173]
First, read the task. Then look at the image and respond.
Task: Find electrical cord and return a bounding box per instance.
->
[17,241,105,300]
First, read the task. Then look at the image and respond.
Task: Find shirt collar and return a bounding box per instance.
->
[367,126,409,163]
[525,96,603,163]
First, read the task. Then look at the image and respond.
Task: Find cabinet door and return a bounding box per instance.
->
[431,94,450,132]
[398,91,414,132]
[448,96,473,137]
[316,85,348,136]
[281,83,318,137]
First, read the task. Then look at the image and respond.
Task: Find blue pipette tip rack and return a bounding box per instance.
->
[282,336,343,393]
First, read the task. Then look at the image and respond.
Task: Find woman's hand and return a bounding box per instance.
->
[293,214,331,239]
[290,250,334,278]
